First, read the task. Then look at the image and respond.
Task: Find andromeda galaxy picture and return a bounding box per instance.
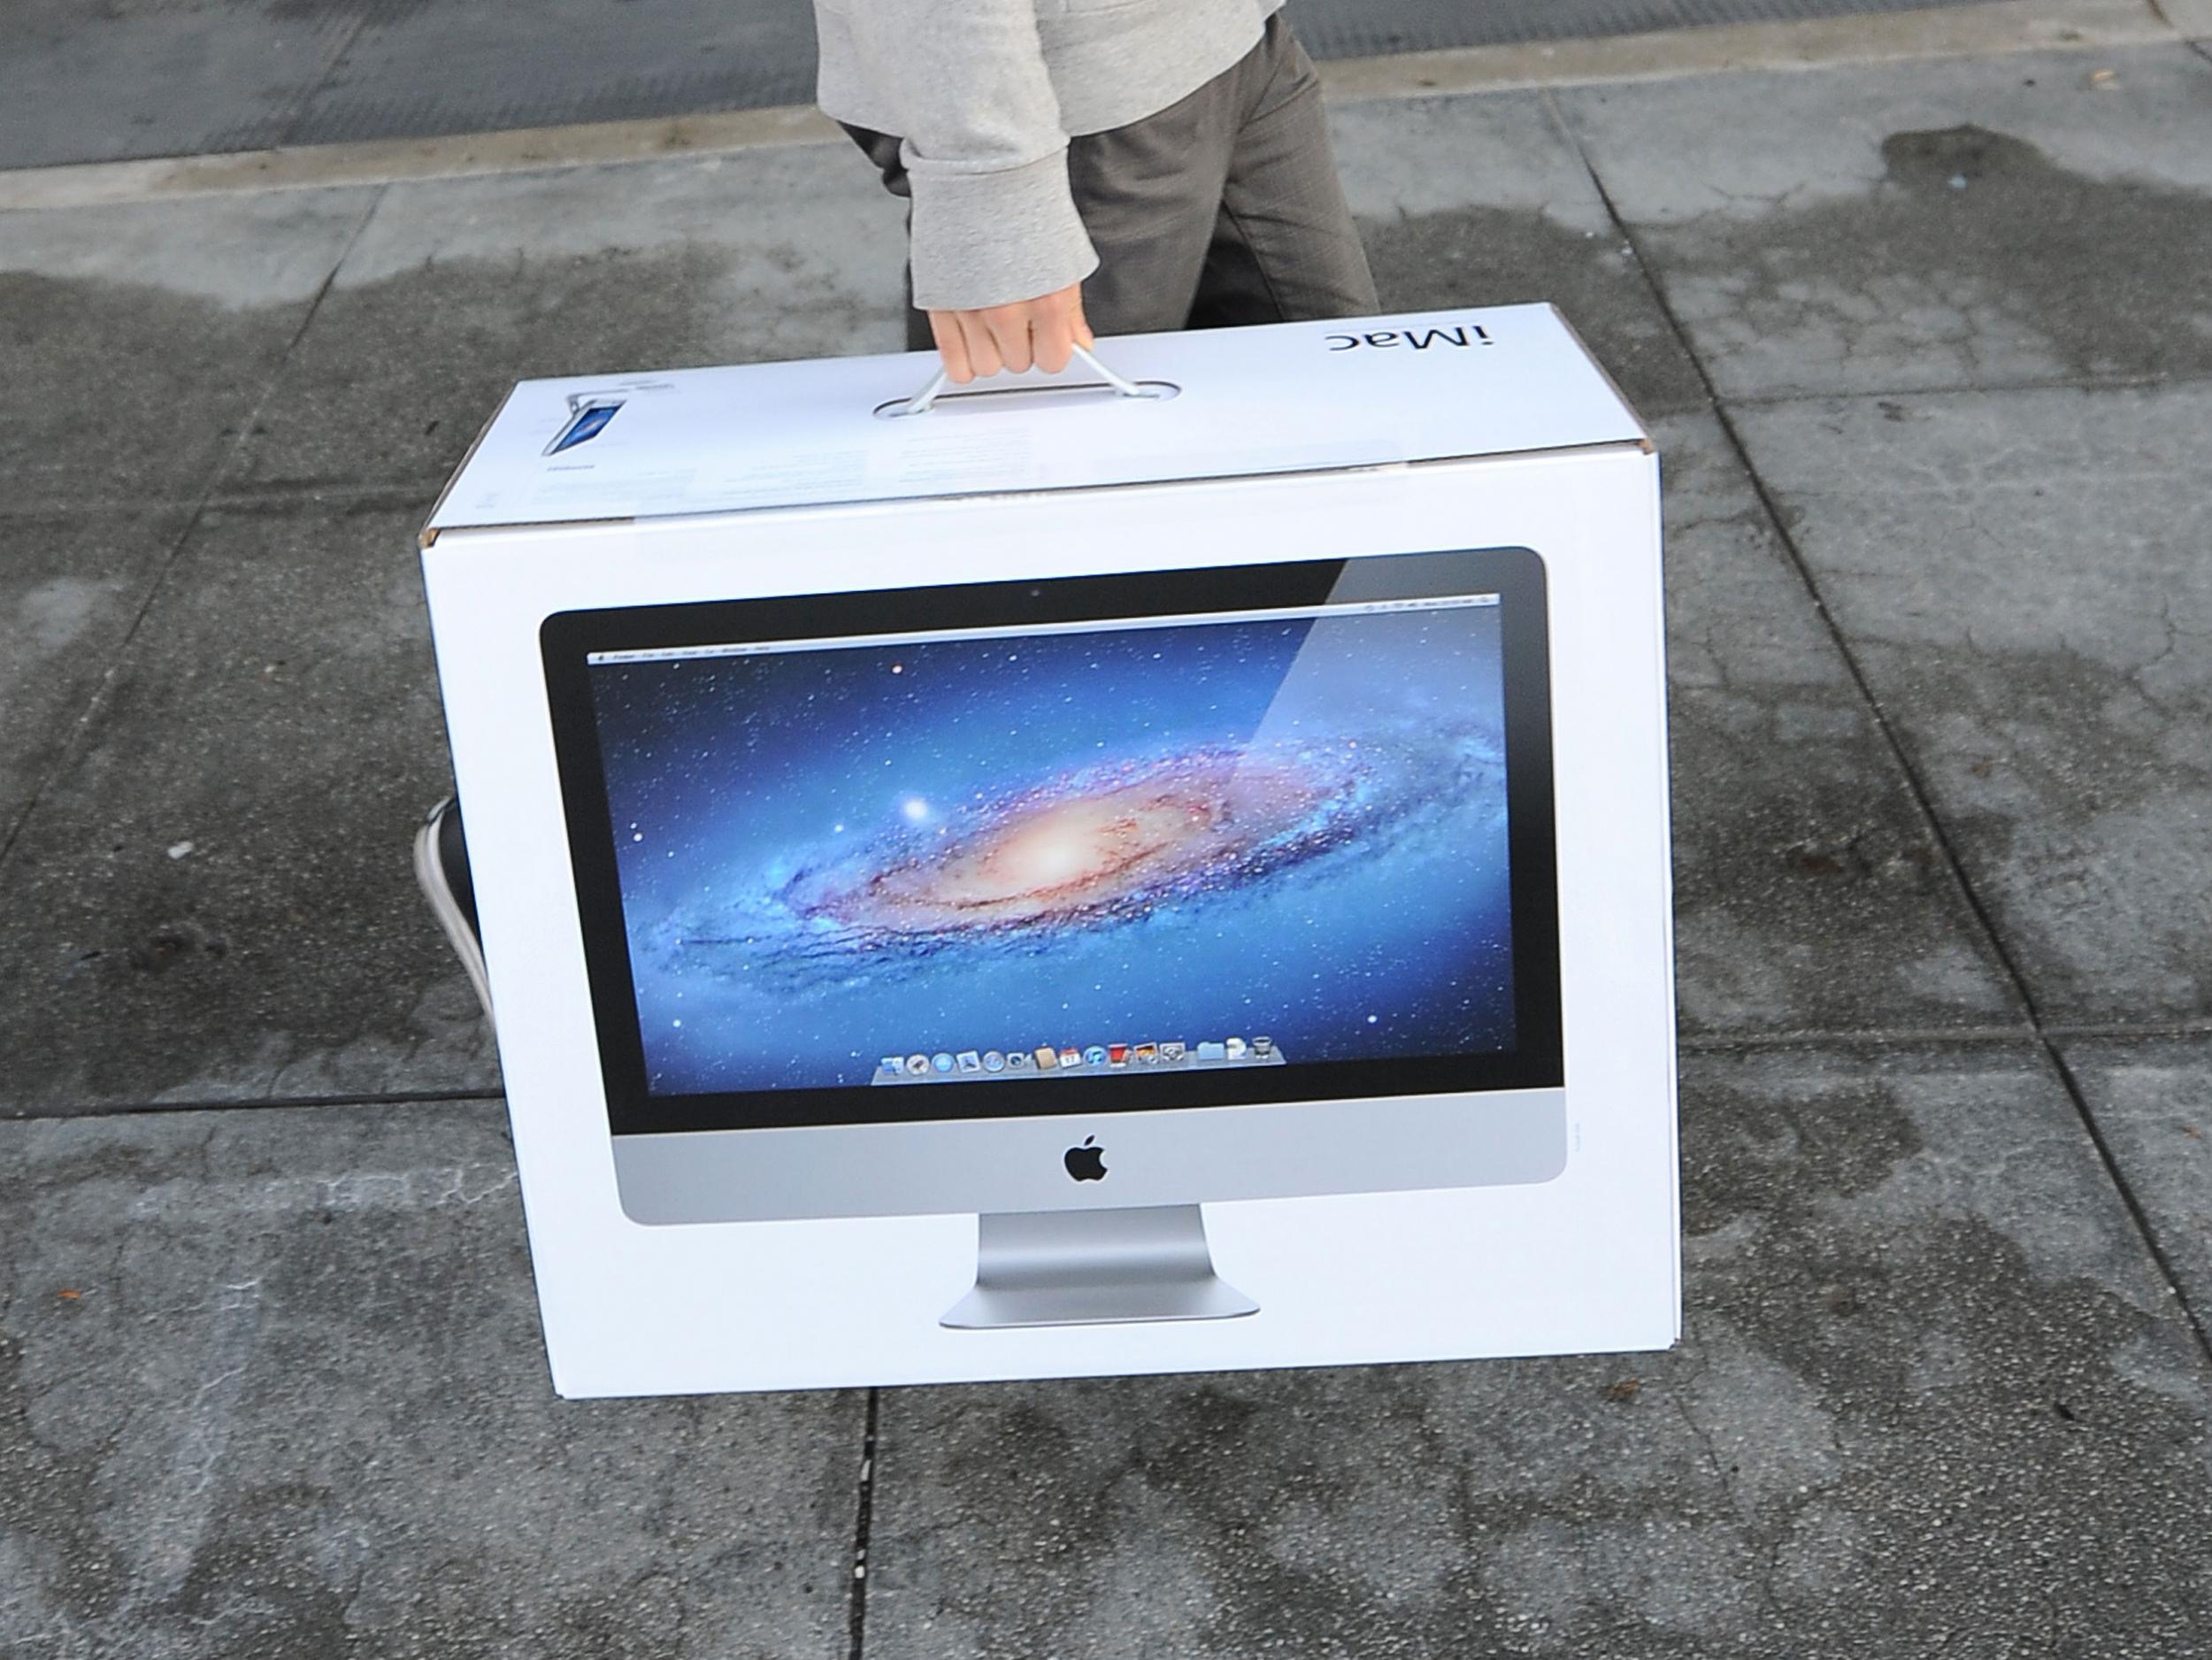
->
[587,592,1519,1098]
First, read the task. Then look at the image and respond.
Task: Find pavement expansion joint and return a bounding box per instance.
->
[1725,365,2212,406]
[31,1026,2212,1125]
[846,1390,881,1660]
[1,1090,509,1124]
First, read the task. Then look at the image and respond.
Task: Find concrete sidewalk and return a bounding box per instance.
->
[4,14,2212,1657]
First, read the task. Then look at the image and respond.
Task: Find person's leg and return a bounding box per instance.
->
[413,797,494,1026]
[1058,77,1241,336]
[1188,16,1377,328]
[1049,18,1375,335]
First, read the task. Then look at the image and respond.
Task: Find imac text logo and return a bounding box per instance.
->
[1325,324,1494,352]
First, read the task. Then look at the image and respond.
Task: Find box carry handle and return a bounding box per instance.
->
[879,344,1179,419]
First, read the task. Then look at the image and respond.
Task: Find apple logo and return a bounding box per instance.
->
[1064,1135,1107,1182]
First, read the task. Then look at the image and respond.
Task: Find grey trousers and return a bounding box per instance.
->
[844,14,1379,349]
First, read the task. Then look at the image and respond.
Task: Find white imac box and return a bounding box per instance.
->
[419,305,1677,1392]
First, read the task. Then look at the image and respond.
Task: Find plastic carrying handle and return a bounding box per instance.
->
[892,343,1174,418]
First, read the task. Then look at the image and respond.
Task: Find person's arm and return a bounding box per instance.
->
[835,0,1097,380]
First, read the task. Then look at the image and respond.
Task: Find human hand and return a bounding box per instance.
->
[926,282,1094,383]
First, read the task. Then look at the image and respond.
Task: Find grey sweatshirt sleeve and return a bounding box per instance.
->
[822,0,1100,312]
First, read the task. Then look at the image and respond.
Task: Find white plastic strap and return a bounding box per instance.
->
[895,344,1168,417]
[1070,343,1159,399]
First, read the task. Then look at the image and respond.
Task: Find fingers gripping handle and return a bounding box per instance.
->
[887,345,1177,419]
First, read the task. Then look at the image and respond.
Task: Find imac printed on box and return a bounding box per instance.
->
[419,306,1678,1396]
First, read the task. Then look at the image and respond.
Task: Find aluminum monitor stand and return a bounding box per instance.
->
[941,1204,1259,1329]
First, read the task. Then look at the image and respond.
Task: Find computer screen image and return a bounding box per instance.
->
[541,547,1563,1326]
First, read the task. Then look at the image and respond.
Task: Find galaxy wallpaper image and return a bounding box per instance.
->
[587,595,1519,1103]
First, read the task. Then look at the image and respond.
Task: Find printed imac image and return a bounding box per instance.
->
[543,394,624,457]
[546,548,1557,1138]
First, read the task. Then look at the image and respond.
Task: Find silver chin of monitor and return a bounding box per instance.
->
[611,1084,1568,1330]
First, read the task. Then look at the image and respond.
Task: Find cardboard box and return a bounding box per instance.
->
[421,305,1677,1396]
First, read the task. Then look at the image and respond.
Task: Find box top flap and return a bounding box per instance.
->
[424,304,1645,540]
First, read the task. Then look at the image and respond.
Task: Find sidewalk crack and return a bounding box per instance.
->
[1661,1362,1794,1638]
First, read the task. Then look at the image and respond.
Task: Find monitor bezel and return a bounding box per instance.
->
[541,546,1563,1138]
